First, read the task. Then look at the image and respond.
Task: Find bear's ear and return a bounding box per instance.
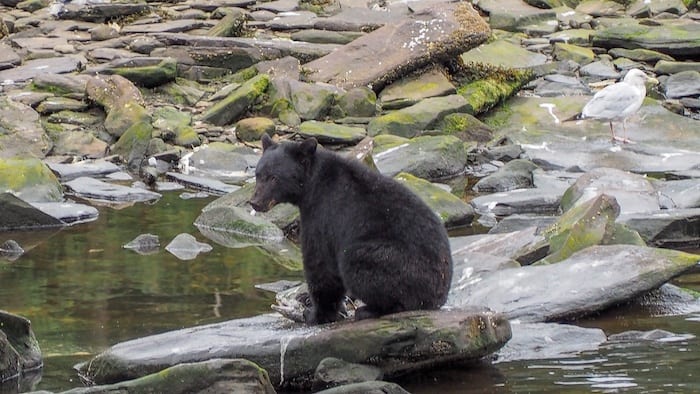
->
[299,137,317,157]
[261,134,274,151]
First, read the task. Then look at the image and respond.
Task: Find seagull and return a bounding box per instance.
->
[565,69,659,143]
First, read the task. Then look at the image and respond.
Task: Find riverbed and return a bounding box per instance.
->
[2,190,698,393]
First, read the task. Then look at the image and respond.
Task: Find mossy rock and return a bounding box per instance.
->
[236,117,276,142]
[440,113,493,143]
[552,42,595,65]
[395,172,474,228]
[111,57,177,88]
[112,121,154,169]
[373,135,472,180]
[104,101,152,138]
[457,78,524,115]
[368,95,470,138]
[298,121,367,145]
[591,19,700,58]
[201,74,270,126]
[152,106,200,147]
[195,205,285,243]
[336,87,377,117]
[0,157,63,202]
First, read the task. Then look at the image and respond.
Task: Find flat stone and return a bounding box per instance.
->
[64,177,162,203]
[477,0,556,31]
[165,172,240,195]
[165,233,213,260]
[664,70,700,99]
[305,2,490,90]
[470,188,563,217]
[373,135,471,180]
[379,66,456,110]
[298,121,367,145]
[46,160,121,181]
[266,11,318,30]
[655,178,700,209]
[619,208,700,249]
[30,201,99,225]
[313,7,405,32]
[0,192,64,231]
[0,97,52,159]
[495,322,607,362]
[0,56,82,84]
[591,19,700,59]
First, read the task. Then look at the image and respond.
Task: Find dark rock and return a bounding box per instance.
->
[54,2,151,23]
[0,329,20,383]
[619,208,700,249]
[473,159,539,193]
[201,74,269,126]
[0,240,24,262]
[470,188,563,217]
[0,193,64,231]
[664,70,700,99]
[30,201,99,225]
[488,214,558,235]
[86,57,178,88]
[123,234,160,255]
[165,172,240,195]
[314,381,410,394]
[298,121,367,145]
[0,310,42,372]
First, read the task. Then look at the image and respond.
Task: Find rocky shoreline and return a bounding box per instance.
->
[1,0,700,393]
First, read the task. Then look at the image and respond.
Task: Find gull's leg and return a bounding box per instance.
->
[613,119,635,144]
[609,121,616,141]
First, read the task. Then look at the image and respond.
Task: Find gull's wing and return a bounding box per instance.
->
[581,82,644,120]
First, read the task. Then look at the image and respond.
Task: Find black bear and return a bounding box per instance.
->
[250,134,453,324]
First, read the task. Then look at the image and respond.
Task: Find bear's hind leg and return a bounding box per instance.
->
[304,276,346,325]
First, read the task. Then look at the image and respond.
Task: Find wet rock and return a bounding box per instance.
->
[194,205,285,244]
[45,160,120,181]
[450,227,545,264]
[78,308,511,391]
[448,244,700,322]
[54,1,150,22]
[299,121,366,145]
[0,97,51,159]
[165,233,213,260]
[483,96,700,173]
[315,381,410,394]
[451,251,520,292]
[0,240,24,262]
[373,135,471,180]
[609,329,695,343]
[64,358,275,394]
[64,177,161,203]
[305,2,490,91]
[0,310,42,374]
[123,234,160,255]
[439,112,494,143]
[560,167,659,214]
[495,322,607,363]
[470,187,563,218]
[0,329,20,382]
[165,172,240,195]
[455,70,533,115]
[0,158,63,202]
[368,94,470,138]
[591,18,700,59]
[619,208,700,249]
[111,121,154,169]
[663,70,700,99]
[378,66,456,110]
[31,201,99,225]
[394,172,474,228]
[0,193,64,231]
[473,159,539,193]
[312,357,383,392]
[201,73,269,126]
[488,214,558,235]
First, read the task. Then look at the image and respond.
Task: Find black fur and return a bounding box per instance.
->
[250,134,453,325]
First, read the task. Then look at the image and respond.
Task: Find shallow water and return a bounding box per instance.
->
[1,192,699,393]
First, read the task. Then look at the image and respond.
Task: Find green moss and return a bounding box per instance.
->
[225,66,258,83]
[372,134,409,153]
[112,58,177,88]
[367,111,421,138]
[30,82,70,96]
[0,157,62,201]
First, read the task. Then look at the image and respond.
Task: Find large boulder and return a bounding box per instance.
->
[78,308,511,391]
[373,135,471,180]
[304,2,490,91]
[201,74,270,126]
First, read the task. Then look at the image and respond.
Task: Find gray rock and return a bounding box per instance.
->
[289,80,340,120]
[495,322,607,363]
[305,2,490,90]
[312,357,383,391]
[254,56,301,80]
[450,227,544,263]
[448,244,700,322]
[313,6,405,32]
[451,251,520,292]
[78,308,511,391]
[267,11,317,30]
[609,329,695,343]
[35,96,88,115]
[165,172,240,195]
[337,87,377,117]
[619,208,700,249]
[655,178,700,209]
[373,135,470,180]
[165,233,213,260]
[0,42,21,70]
[184,144,252,182]
[664,70,700,99]
[488,214,558,235]
[560,167,659,214]
[123,234,160,255]
[591,19,700,58]
[291,29,363,45]
[473,159,539,193]
[32,72,90,95]
[0,240,24,262]
[86,57,178,88]
[0,329,20,382]
[470,187,563,217]
[64,177,162,203]
[579,60,621,80]
[0,310,42,373]
[54,2,150,22]
[532,73,592,97]
[0,56,82,84]
[654,60,700,75]
[0,97,51,159]
[368,94,471,138]
[30,201,99,225]
[201,73,269,126]
[460,39,548,70]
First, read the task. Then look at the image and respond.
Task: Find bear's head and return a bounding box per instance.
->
[250,134,317,212]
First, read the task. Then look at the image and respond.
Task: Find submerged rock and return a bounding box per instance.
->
[79,308,511,391]
[0,240,24,262]
[194,206,285,244]
[123,234,161,255]
[165,233,213,260]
